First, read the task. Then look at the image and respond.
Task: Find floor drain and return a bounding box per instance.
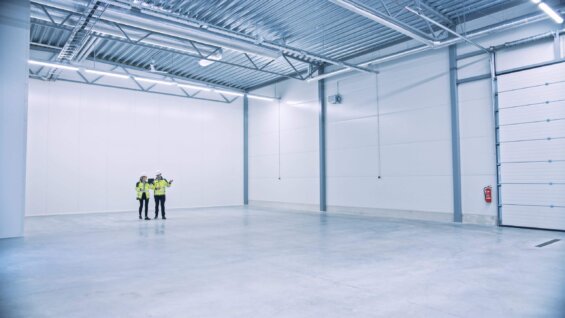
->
[536,239,561,248]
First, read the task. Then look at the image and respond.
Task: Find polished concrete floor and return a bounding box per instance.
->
[1,206,564,318]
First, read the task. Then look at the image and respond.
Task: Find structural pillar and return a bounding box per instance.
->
[318,66,327,212]
[0,0,29,238]
[243,94,249,205]
[448,45,463,223]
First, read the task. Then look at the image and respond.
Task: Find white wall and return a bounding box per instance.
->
[248,17,561,225]
[248,79,320,209]
[248,49,454,220]
[326,49,453,220]
[456,19,562,224]
[26,80,243,216]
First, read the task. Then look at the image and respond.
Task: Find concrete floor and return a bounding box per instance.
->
[1,207,564,318]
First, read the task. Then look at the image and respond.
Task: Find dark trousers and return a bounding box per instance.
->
[155,195,166,218]
[138,193,149,217]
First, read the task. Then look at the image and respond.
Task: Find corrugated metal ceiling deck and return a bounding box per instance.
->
[29,0,528,90]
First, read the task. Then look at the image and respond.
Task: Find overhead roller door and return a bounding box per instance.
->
[497,62,565,231]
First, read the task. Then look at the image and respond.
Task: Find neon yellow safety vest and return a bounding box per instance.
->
[154,179,171,196]
[136,182,153,199]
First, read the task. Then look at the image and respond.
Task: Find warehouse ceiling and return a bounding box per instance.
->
[29,0,542,99]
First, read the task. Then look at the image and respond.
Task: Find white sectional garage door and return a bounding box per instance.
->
[497,62,565,231]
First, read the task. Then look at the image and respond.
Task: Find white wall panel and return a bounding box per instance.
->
[457,54,491,79]
[26,80,243,216]
[246,18,561,224]
[248,79,319,206]
[325,49,453,215]
[497,41,555,72]
[458,78,497,219]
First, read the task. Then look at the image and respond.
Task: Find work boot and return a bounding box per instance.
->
[144,217,150,220]
[139,215,142,220]
[162,216,167,220]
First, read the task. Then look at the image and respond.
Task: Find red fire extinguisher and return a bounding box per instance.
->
[484,186,492,203]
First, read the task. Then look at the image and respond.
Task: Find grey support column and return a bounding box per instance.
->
[0,0,30,238]
[318,66,327,212]
[490,52,502,226]
[448,45,463,223]
[243,94,249,205]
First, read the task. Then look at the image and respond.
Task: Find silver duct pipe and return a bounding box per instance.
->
[405,6,489,54]
[494,29,564,50]
[307,11,552,81]
[329,0,437,47]
[31,0,280,59]
[132,3,377,74]
[32,0,377,74]
[30,7,219,58]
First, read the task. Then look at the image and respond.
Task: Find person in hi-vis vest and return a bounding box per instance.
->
[136,173,153,220]
[154,171,173,220]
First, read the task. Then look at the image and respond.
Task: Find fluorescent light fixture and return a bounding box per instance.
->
[199,50,223,67]
[84,69,130,79]
[28,60,79,71]
[285,100,302,105]
[531,0,541,3]
[306,67,351,82]
[214,89,244,97]
[538,3,563,24]
[247,94,276,102]
[133,77,175,85]
[198,59,216,67]
[177,83,212,91]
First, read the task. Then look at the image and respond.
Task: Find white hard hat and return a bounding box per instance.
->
[156,170,162,175]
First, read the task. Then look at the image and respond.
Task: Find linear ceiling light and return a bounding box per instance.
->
[285,100,303,106]
[247,94,276,102]
[177,83,212,91]
[84,69,130,79]
[214,89,244,97]
[133,76,175,85]
[28,60,79,71]
[537,2,563,24]
[199,49,223,67]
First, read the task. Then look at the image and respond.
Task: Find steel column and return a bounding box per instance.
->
[318,65,327,212]
[243,95,249,205]
[448,46,462,223]
[554,31,562,59]
[490,52,502,226]
[0,0,29,238]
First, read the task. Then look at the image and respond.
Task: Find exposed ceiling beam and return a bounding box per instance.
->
[30,18,306,82]
[30,43,247,90]
[415,1,454,26]
[31,0,377,75]
[47,1,108,80]
[329,0,438,47]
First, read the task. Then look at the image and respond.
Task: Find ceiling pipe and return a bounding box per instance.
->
[329,0,438,47]
[307,11,552,82]
[405,6,490,54]
[31,0,280,59]
[132,2,377,74]
[494,28,565,50]
[29,6,218,57]
[33,0,376,74]
[30,16,311,81]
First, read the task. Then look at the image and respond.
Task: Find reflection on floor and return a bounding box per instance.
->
[1,206,565,317]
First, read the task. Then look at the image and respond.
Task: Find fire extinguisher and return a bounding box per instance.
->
[484,186,492,203]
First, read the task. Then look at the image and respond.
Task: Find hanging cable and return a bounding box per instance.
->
[276,83,281,180]
[375,71,382,179]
